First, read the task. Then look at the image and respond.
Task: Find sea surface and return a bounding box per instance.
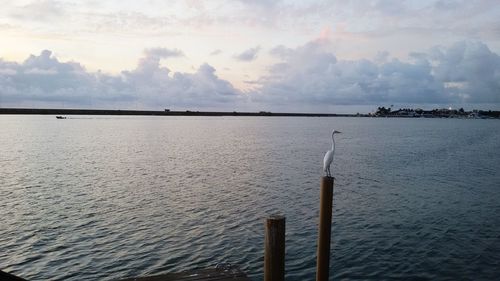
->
[1,116,499,281]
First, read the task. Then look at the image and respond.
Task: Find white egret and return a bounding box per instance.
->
[323,130,341,177]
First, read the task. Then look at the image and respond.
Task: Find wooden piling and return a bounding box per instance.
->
[316,176,334,281]
[264,215,285,281]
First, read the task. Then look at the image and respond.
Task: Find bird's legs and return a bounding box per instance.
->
[326,166,331,177]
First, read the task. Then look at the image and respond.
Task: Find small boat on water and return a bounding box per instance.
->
[56,116,67,119]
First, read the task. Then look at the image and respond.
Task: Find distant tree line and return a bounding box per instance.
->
[374,106,500,118]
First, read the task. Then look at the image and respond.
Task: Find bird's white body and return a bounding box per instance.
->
[323,149,334,174]
[323,130,340,177]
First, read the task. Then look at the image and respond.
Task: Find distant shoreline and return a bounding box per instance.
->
[0,108,365,117]
[1,108,498,118]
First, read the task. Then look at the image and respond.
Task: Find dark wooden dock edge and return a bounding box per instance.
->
[0,270,27,281]
[1,267,251,281]
[0,107,365,117]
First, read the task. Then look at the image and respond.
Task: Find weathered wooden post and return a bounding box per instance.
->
[264,215,285,281]
[316,176,334,281]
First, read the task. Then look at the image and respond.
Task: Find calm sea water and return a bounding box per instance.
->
[1,116,499,280]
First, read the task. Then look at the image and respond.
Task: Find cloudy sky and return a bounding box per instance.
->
[1,0,499,113]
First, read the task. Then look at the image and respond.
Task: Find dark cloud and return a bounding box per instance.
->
[433,0,462,10]
[234,46,261,61]
[0,49,241,109]
[430,41,500,103]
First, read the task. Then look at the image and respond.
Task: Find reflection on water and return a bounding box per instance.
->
[1,116,499,280]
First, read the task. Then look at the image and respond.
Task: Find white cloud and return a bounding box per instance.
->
[144,47,184,58]
[24,68,58,75]
[234,46,261,62]
[0,49,241,109]
[210,49,222,56]
[9,0,66,22]
[251,39,500,108]
[0,68,16,75]
[1,40,499,111]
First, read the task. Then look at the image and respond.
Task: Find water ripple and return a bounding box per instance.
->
[1,116,500,280]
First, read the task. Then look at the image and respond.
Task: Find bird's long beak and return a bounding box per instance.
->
[335,131,342,134]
